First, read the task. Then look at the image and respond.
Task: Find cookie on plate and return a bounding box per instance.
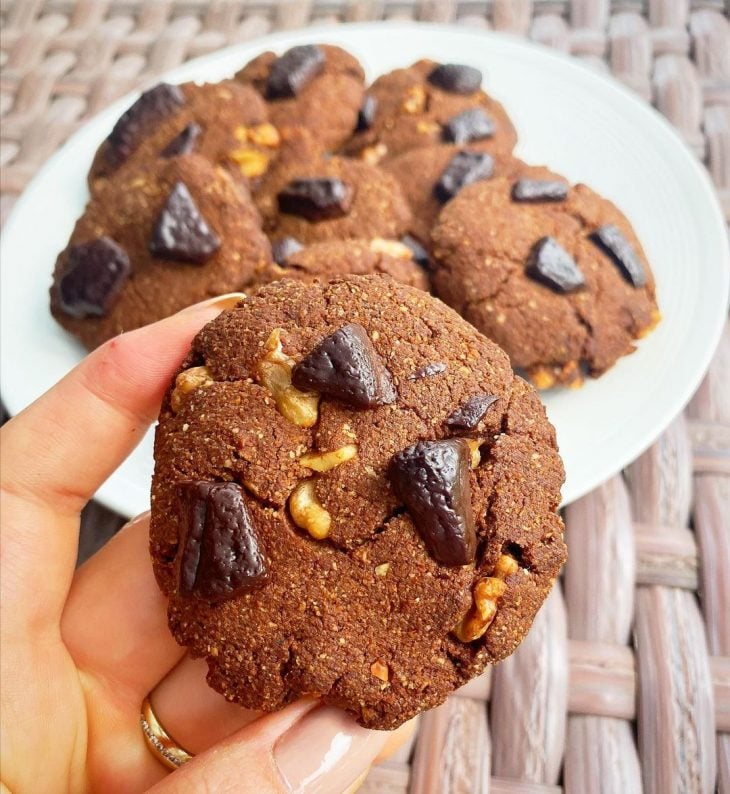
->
[236,44,365,151]
[431,165,660,388]
[150,275,566,729]
[255,153,412,245]
[51,154,271,349]
[344,60,517,163]
[260,238,429,291]
[87,81,275,190]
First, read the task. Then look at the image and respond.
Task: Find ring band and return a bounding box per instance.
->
[140,696,194,770]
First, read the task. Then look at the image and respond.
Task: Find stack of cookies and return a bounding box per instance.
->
[49,44,661,728]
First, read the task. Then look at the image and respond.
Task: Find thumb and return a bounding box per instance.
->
[148,700,390,794]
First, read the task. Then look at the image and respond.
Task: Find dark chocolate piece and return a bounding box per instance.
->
[526,237,585,293]
[272,236,304,265]
[176,481,267,602]
[149,181,221,264]
[356,95,377,132]
[511,179,569,203]
[389,439,476,566]
[278,178,353,221]
[408,362,447,380]
[161,122,202,158]
[435,151,494,203]
[401,234,430,268]
[590,224,647,287]
[445,394,498,431]
[57,237,131,319]
[105,83,185,167]
[442,108,495,145]
[427,63,482,95]
[266,45,325,99]
[292,322,396,408]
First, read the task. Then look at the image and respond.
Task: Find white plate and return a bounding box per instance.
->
[2,23,728,518]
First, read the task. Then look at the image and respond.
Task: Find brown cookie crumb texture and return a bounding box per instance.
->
[430,164,660,388]
[150,275,566,730]
[50,154,272,349]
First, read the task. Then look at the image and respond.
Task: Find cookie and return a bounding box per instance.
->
[255,153,412,244]
[258,238,429,291]
[87,80,278,190]
[431,165,660,388]
[236,44,365,151]
[150,275,566,730]
[344,60,517,163]
[383,145,523,245]
[51,154,271,349]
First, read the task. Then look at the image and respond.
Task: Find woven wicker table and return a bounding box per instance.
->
[1,2,728,792]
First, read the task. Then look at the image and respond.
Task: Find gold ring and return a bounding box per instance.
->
[140,696,194,770]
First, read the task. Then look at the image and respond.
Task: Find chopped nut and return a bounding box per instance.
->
[248,123,280,147]
[289,479,331,539]
[453,553,518,642]
[493,553,519,578]
[370,661,389,682]
[256,329,319,428]
[466,438,483,469]
[229,148,271,178]
[416,120,440,135]
[171,365,213,412]
[300,444,357,472]
[527,365,556,391]
[369,238,412,259]
[360,143,388,165]
[402,85,427,114]
[375,563,390,577]
[638,308,662,338]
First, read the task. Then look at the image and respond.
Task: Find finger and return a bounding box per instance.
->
[149,703,390,794]
[61,512,185,700]
[1,294,244,633]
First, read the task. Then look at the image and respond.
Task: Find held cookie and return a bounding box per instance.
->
[150,275,566,729]
[51,154,271,349]
[431,166,660,388]
[235,44,365,151]
[344,60,517,163]
[87,81,277,190]
[260,238,429,291]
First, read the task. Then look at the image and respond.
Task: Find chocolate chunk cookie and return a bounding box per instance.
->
[255,153,412,244]
[87,80,276,190]
[51,154,271,349]
[258,238,429,291]
[150,275,566,729]
[344,60,517,163]
[236,44,365,151]
[431,165,660,388]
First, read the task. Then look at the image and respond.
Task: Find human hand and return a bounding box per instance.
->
[1,296,410,793]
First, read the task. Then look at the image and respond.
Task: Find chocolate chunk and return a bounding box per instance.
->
[590,224,647,287]
[356,95,377,132]
[408,362,447,380]
[57,237,131,318]
[435,151,494,203]
[526,237,585,293]
[442,108,495,144]
[278,178,353,221]
[389,439,476,566]
[266,45,325,99]
[428,63,482,95]
[401,234,430,268]
[511,179,569,203]
[292,322,396,408]
[176,481,267,602]
[106,83,185,167]
[161,122,202,157]
[445,394,498,431]
[272,236,304,265]
[149,181,221,264]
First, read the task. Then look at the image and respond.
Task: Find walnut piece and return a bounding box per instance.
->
[289,479,331,540]
[402,85,426,114]
[256,329,319,428]
[466,438,483,469]
[171,365,213,412]
[453,553,518,643]
[300,444,357,472]
[229,148,271,178]
[370,661,389,683]
[369,238,412,259]
[375,563,390,577]
[234,122,281,148]
[360,143,387,165]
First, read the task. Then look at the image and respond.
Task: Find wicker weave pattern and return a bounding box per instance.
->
[1,2,728,793]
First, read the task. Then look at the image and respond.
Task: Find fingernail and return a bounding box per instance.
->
[179,292,247,315]
[274,706,387,793]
